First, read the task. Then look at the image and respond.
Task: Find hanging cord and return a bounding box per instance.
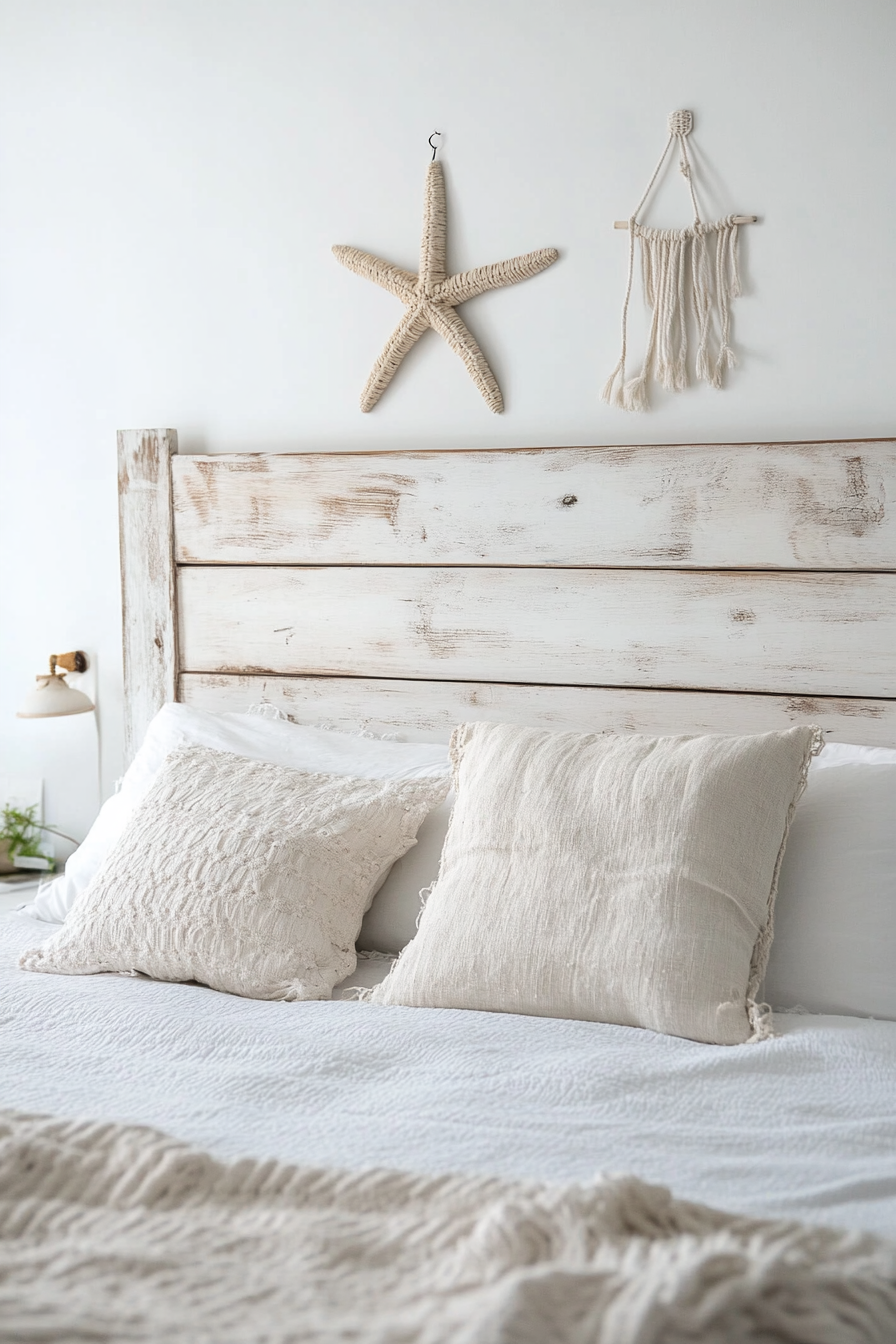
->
[673,111,702,224]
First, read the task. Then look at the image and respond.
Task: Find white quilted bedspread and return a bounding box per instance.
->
[3,910,896,1240]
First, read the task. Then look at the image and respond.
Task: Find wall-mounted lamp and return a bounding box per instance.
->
[17,652,95,719]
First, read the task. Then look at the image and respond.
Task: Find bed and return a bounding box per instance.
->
[2,429,896,1341]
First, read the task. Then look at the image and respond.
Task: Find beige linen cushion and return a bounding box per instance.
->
[370,722,821,1044]
[20,746,448,1001]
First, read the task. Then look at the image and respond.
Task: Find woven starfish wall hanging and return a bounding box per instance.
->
[603,110,758,412]
[333,137,558,412]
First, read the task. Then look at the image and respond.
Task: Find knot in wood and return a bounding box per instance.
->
[560,494,578,508]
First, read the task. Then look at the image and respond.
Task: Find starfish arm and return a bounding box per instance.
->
[360,304,433,412]
[332,245,418,303]
[428,302,504,414]
[419,162,447,293]
[437,247,559,306]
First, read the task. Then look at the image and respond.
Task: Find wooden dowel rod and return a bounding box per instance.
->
[614,215,758,229]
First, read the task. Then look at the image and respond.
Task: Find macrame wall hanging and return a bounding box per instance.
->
[603,110,757,412]
[333,133,558,413]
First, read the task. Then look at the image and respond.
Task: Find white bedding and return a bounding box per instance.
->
[3,909,895,1240]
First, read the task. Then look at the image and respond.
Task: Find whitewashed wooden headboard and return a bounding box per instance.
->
[118,429,896,764]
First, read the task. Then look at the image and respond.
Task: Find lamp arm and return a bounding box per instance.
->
[37,822,82,848]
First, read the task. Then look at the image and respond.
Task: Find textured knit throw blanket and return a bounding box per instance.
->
[2,1111,895,1343]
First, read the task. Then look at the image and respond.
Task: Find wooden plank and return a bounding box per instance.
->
[171,440,896,570]
[180,674,896,748]
[176,565,896,698]
[118,429,178,765]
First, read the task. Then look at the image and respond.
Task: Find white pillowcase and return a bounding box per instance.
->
[813,742,896,769]
[763,762,896,1019]
[30,704,449,925]
[22,746,448,1001]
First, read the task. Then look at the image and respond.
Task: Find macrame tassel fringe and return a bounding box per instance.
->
[710,220,741,388]
[692,230,714,384]
[604,219,742,411]
[622,372,650,413]
[601,359,625,408]
[601,362,651,413]
[603,112,750,412]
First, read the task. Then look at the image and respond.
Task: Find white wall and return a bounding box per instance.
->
[1,0,894,855]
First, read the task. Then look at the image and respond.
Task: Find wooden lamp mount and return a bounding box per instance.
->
[49,652,88,676]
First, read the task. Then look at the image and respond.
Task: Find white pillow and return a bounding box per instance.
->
[30,704,449,924]
[370,722,820,1045]
[763,762,896,1019]
[357,792,454,953]
[360,739,896,959]
[21,746,448,1001]
[812,742,896,769]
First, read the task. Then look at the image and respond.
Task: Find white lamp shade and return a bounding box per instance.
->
[17,674,94,719]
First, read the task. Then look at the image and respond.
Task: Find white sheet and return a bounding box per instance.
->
[3,910,895,1240]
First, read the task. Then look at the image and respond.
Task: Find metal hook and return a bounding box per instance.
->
[428,131,441,162]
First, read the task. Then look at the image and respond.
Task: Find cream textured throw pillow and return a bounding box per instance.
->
[370,722,821,1044]
[21,746,448,1001]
